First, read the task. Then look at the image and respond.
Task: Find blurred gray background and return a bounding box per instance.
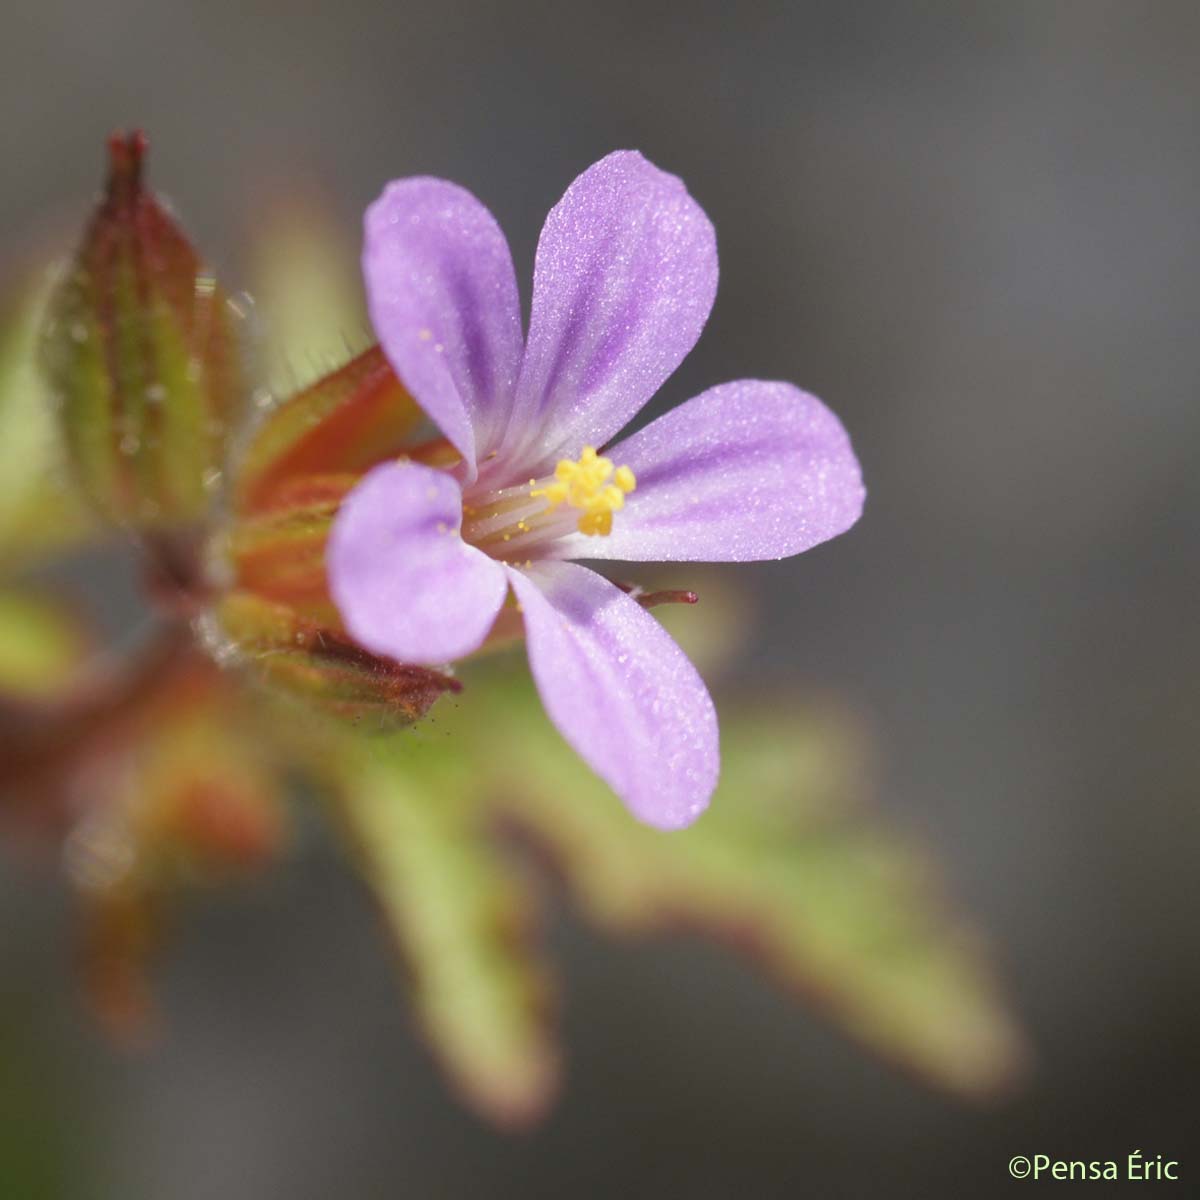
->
[2,1,1198,1196]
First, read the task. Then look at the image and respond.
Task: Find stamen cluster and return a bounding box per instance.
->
[530,447,636,537]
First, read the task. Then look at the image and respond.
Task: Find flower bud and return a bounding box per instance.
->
[42,131,244,529]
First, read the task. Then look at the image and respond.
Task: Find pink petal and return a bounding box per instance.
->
[503,151,718,476]
[550,381,865,563]
[329,461,508,665]
[506,561,718,830]
[363,178,524,477]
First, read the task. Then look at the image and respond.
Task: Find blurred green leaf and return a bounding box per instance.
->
[247,194,369,395]
[356,663,1029,1106]
[505,679,1022,1098]
[336,741,559,1127]
[0,589,89,701]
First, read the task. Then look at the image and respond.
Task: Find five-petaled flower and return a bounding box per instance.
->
[328,151,865,829]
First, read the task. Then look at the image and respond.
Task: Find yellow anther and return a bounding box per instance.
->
[529,446,637,536]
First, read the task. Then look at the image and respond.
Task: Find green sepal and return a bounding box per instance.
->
[0,269,93,566]
[213,589,460,729]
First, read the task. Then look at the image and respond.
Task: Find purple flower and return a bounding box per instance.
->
[328,151,864,830]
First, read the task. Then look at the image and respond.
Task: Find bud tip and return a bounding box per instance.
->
[104,130,148,204]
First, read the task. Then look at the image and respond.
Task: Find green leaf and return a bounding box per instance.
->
[443,664,1029,1101]
[326,660,1025,1123]
[336,741,559,1126]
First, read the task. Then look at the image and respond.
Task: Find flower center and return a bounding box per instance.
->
[529,446,636,537]
[460,446,636,560]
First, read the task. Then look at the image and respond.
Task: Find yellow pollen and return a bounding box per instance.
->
[529,446,637,537]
